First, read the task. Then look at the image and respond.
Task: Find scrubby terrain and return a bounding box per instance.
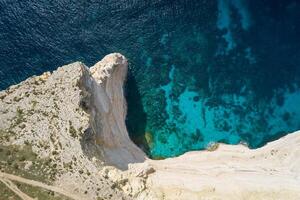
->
[0,54,151,200]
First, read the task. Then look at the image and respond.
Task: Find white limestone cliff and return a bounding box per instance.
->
[78,53,146,169]
[0,53,299,200]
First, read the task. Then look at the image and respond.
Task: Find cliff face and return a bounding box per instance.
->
[0,53,300,200]
[0,53,147,200]
[78,53,146,168]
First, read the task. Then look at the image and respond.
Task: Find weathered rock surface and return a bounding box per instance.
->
[0,53,146,200]
[146,132,300,200]
[0,53,300,200]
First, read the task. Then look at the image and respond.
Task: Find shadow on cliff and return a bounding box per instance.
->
[79,69,149,170]
[125,72,150,156]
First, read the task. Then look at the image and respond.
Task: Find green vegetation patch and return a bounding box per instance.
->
[0,181,20,200]
[0,144,54,183]
[15,182,70,200]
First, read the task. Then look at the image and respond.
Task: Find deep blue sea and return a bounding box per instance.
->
[1,0,300,158]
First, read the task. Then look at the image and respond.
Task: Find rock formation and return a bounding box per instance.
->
[78,53,146,169]
[0,53,299,200]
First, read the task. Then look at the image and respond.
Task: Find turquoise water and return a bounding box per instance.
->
[0,0,300,158]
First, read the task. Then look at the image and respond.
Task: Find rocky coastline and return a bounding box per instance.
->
[0,53,299,200]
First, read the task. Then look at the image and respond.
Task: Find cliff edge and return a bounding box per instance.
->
[0,53,299,200]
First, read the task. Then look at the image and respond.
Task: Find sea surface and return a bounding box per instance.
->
[1,0,300,158]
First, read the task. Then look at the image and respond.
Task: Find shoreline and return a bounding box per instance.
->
[0,53,299,199]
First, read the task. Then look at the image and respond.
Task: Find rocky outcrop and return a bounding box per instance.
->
[78,53,146,169]
[0,53,146,199]
[0,53,300,200]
